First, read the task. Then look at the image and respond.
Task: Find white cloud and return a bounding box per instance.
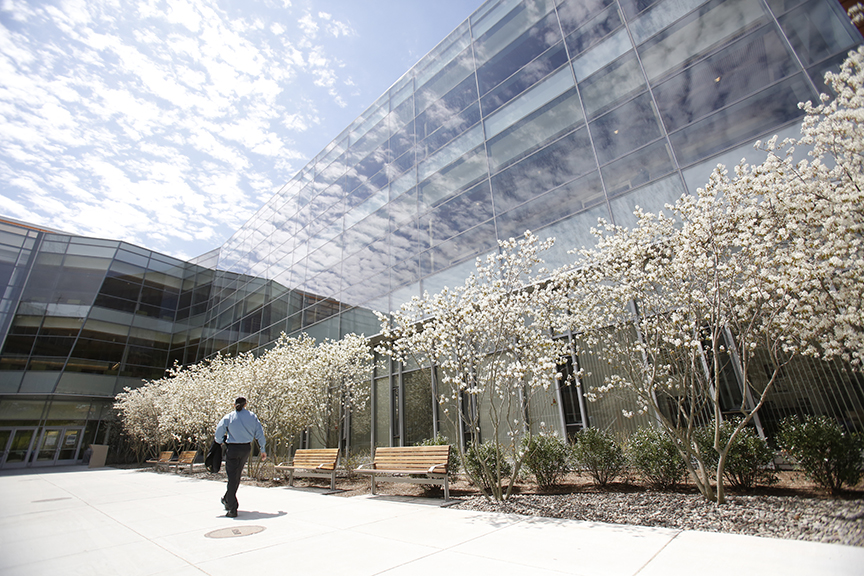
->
[0,0,373,258]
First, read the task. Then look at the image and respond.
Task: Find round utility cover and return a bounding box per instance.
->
[205,525,266,538]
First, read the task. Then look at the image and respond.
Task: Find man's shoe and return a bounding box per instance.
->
[221,497,229,510]
[226,509,238,518]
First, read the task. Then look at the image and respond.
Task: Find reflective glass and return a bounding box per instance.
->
[420,221,497,277]
[484,65,574,139]
[601,139,675,197]
[419,180,494,249]
[491,127,596,212]
[608,174,686,228]
[618,0,665,19]
[778,0,858,66]
[416,47,475,114]
[389,187,418,227]
[637,0,769,82]
[418,124,483,181]
[590,92,663,165]
[474,0,556,65]
[578,50,646,120]
[487,88,583,172]
[422,252,488,296]
[495,171,606,240]
[403,369,434,446]
[670,73,813,166]
[419,145,488,209]
[480,43,569,116]
[652,25,799,133]
[421,102,481,158]
[476,11,562,95]
[557,0,615,35]
[538,203,611,267]
[628,0,709,45]
[571,27,631,82]
[471,0,523,38]
[563,3,623,58]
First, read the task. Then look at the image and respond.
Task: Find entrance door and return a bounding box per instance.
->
[0,427,37,469]
[32,426,84,466]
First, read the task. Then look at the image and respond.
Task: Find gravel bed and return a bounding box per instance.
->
[451,492,864,547]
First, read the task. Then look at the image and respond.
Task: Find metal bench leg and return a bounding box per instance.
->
[288,470,295,486]
[330,471,336,490]
[444,477,450,502]
[370,473,377,495]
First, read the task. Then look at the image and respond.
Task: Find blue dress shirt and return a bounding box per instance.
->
[215,408,266,452]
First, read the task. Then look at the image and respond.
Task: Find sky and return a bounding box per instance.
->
[0,0,482,260]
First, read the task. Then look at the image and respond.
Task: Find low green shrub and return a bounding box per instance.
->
[464,440,512,493]
[521,433,571,489]
[571,427,626,487]
[626,426,686,490]
[777,415,864,495]
[695,419,777,490]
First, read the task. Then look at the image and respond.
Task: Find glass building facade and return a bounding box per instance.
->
[1,0,862,467]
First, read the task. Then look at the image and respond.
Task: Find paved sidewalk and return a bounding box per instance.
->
[1,466,861,576]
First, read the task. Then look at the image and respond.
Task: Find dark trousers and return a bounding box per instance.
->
[223,443,251,512]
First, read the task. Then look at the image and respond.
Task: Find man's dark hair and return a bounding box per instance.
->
[235,397,246,411]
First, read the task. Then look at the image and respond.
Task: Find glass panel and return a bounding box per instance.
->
[471,0,523,39]
[374,376,390,447]
[419,145,488,210]
[571,27,632,81]
[590,92,663,165]
[496,171,606,240]
[652,24,800,133]
[536,203,611,267]
[484,65,575,139]
[473,0,556,65]
[487,88,584,172]
[680,122,802,192]
[58,428,81,460]
[420,102,481,158]
[403,369,434,445]
[609,174,687,228]
[416,47,475,114]
[578,50,646,120]
[637,0,769,82]
[419,181,494,249]
[670,73,813,166]
[476,10,562,95]
[36,429,60,461]
[629,0,710,45]
[420,221,498,278]
[491,127,597,212]
[5,429,35,463]
[563,2,623,58]
[418,124,483,182]
[480,43,569,117]
[600,139,676,197]
[777,0,858,66]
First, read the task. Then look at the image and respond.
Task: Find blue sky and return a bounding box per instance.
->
[0,0,482,260]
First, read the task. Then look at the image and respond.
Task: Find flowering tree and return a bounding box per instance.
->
[114,381,171,460]
[559,47,864,504]
[377,232,570,501]
[306,333,375,453]
[731,46,864,368]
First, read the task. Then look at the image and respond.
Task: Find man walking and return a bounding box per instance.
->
[214,397,266,518]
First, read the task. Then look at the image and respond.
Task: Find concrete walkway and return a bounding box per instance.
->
[1,466,861,576]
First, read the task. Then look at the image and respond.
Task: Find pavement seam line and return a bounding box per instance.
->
[631,529,683,576]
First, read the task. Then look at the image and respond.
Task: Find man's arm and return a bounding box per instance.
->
[214,414,228,443]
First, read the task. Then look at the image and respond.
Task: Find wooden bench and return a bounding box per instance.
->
[146,451,173,468]
[169,450,198,473]
[275,448,340,489]
[356,446,451,501]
